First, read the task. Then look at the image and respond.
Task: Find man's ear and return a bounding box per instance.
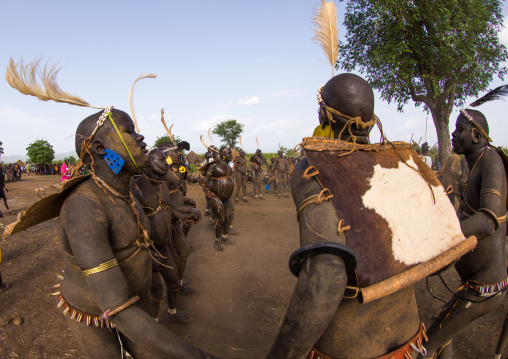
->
[471,128,481,144]
[91,139,107,156]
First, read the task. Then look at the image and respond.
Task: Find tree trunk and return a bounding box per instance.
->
[430,107,452,166]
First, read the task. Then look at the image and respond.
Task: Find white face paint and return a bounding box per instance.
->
[362,157,464,266]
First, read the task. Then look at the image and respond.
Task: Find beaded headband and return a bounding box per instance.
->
[459,84,508,144]
[459,108,492,142]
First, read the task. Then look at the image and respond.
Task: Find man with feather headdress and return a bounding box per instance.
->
[4,59,224,359]
[421,97,508,359]
[266,2,476,358]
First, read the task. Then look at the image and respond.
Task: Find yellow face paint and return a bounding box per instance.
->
[179,166,186,173]
[312,124,334,138]
[166,156,173,165]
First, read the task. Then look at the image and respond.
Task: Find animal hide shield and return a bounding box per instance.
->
[302,137,475,303]
[2,175,91,240]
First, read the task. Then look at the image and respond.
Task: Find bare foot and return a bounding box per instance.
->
[0,283,10,293]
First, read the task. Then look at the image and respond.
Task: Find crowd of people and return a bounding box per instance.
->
[2,164,23,181]
[1,40,507,359]
[2,77,504,358]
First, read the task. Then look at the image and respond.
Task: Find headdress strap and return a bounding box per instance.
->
[459,108,492,142]
[317,85,378,131]
[108,113,140,171]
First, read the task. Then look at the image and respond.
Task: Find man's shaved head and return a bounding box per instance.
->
[322,73,374,125]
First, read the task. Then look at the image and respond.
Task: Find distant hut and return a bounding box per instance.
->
[186,151,204,166]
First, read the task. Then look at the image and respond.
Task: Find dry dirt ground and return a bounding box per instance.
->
[0,174,507,359]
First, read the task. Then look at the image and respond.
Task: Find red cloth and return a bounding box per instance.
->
[60,164,71,183]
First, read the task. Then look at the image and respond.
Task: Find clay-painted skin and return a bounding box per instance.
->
[201,148,235,245]
[134,150,181,316]
[60,110,221,359]
[420,113,507,359]
[160,149,200,281]
[234,151,248,199]
[266,74,422,359]
[250,150,268,197]
[273,151,289,196]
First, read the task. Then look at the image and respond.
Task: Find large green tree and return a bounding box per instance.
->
[154,134,181,148]
[338,0,507,162]
[213,119,244,149]
[0,141,3,157]
[26,139,55,164]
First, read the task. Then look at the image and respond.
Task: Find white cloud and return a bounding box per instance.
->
[238,96,260,106]
[218,96,260,108]
[191,114,231,132]
[254,118,296,134]
[500,19,508,46]
[219,101,235,108]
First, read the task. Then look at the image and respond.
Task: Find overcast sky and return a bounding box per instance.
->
[2,1,508,158]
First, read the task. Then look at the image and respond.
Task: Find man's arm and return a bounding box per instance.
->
[266,159,348,359]
[460,150,506,239]
[62,190,220,358]
[183,195,196,207]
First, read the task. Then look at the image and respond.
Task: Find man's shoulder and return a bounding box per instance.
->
[64,178,107,208]
[481,147,505,173]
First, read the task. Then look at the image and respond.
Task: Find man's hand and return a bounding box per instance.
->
[183,196,196,207]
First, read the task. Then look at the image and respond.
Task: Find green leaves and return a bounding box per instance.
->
[26,139,55,164]
[154,135,181,147]
[213,120,245,149]
[339,0,507,110]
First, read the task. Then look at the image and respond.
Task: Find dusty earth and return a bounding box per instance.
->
[0,174,507,359]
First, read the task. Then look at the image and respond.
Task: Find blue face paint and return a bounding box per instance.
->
[104,149,125,174]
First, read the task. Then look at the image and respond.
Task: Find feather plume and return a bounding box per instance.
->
[128,73,157,133]
[208,128,215,146]
[256,137,260,149]
[200,135,217,152]
[6,58,99,108]
[312,0,339,76]
[468,85,508,108]
[160,109,176,145]
[239,136,243,150]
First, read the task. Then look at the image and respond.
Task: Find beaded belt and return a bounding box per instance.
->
[465,275,508,297]
[52,288,114,329]
[307,322,427,359]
